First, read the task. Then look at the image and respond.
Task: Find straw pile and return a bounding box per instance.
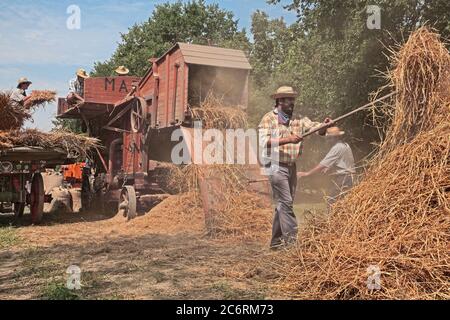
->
[134,192,206,234]
[190,92,248,130]
[274,27,450,299]
[0,129,101,158]
[151,163,272,241]
[0,91,32,130]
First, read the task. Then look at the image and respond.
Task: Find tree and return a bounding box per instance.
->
[91,0,250,77]
[250,10,294,86]
[52,118,83,133]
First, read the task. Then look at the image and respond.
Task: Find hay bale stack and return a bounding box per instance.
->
[274,27,450,299]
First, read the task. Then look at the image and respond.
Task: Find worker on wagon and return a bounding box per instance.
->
[258,86,333,249]
[67,68,89,104]
[10,77,32,108]
[297,126,355,208]
[115,66,130,76]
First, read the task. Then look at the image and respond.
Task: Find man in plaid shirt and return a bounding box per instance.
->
[259,86,332,249]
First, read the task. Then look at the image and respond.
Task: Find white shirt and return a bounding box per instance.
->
[10,88,26,104]
[320,141,355,175]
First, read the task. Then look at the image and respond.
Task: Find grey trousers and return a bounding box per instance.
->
[269,163,298,247]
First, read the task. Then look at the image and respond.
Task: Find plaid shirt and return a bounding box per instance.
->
[69,78,84,96]
[258,109,322,164]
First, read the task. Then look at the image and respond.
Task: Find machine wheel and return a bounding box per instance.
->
[118,186,137,221]
[14,202,25,218]
[30,173,45,224]
[131,98,146,133]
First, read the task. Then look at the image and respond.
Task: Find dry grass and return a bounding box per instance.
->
[0,129,101,158]
[274,27,450,299]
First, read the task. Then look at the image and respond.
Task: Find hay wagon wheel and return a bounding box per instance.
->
[118,186,137,221]
[130,98,147,133]
[30,173,45,224]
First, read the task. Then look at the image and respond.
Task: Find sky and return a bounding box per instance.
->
[0,0,297,131]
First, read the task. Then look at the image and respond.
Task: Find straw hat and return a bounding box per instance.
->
[115,66,130,75]
[76,68,89,79]
[325,126,345,137]
[17,77,32,88]
[271,86,298,99]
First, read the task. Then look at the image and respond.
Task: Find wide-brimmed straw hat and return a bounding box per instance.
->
[325,126,345,137]
[271,86,298,99]
[115,66,130,75]
[17,77,32,88]
[76,68,89,79]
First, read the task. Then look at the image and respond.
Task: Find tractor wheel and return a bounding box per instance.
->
[30,173,45,224]
[14,202,25,218]
[118,186,137,221]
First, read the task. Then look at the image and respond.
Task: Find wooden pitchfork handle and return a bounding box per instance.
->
[300,91,396,139]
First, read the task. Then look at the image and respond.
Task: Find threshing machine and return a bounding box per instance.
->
[57,43,262,220]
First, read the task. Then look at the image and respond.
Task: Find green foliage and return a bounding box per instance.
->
[91,0,250,77]
[51,118,84,133]
[250,10,295,87]
[41,282,81,300]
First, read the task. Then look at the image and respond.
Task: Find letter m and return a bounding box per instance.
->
[105,78,115,91]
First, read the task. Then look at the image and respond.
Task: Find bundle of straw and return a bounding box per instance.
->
[26,90,57,109]
[0,91,32,130]
[273,27,450,299]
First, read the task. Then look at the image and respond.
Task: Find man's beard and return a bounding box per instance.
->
[283,105,294,117]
